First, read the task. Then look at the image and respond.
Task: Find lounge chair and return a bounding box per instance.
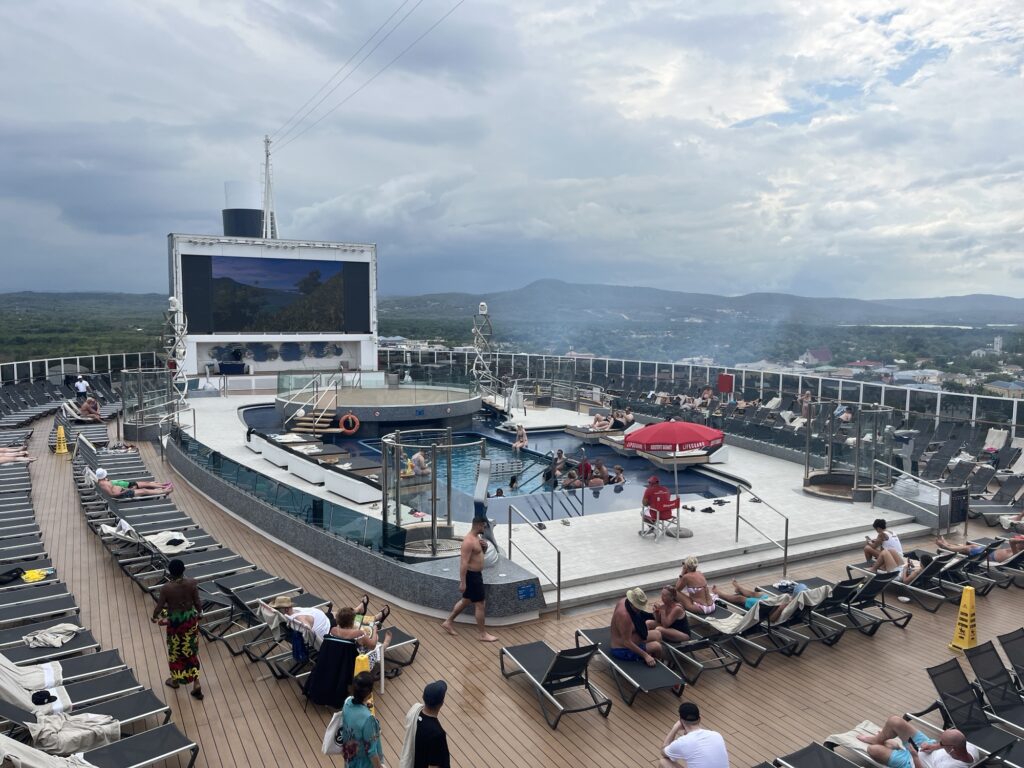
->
[0,725,198,768]
[499,641,611,729]
[659,635,742,685]
[0,648,126,685]
[936,460,977,488]
[964,640,1024,731]
[914,658,1024,766]
[797,573,912,636]
[997,628,1024,691]
[0,594,79,629]
[967,465,997,496]
[848,551,960,613]
[756,583,848,648]
[573,625,683,705]
[775,742,861,768]
[0,583,70,610]
[564,424,623,444]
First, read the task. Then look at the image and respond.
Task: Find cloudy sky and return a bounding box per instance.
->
[2,0,1022,298]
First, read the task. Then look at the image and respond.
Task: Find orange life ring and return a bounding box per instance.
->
[339,412,360,435]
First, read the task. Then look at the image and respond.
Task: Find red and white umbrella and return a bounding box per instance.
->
[625,422,725,495]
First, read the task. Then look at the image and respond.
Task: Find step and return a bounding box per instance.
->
[538,522,933,612]
[546,511,921,591]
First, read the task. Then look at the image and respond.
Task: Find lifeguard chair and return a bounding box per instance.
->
[639,486,681,542]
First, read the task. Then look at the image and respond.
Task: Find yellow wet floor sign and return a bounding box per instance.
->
[54,425,68,455]
[949,585,976,653]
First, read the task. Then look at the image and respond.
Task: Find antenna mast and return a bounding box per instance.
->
[261,134,277,239]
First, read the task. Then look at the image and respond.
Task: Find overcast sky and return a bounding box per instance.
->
[1,1,1022,298]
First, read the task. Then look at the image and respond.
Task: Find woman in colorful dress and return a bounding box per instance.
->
[151,558,203,699]
[340,672,384,767]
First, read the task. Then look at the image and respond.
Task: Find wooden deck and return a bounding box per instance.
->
[21,424,1024,767]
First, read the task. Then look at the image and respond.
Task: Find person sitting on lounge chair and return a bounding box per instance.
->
[937,535,1024,563]
[715,580,791,622]
[590,412,614,430]
[856,715,978,768]
[863,518,904,573]
[329,598,393,653]
[270,595,333,639]
[95,468,171,498]
[610,588,663,667]
[647,586,690,643]
[0,447,36,465]
[623,408,635,426]
[675,556,717,615]
[78,398,104,423]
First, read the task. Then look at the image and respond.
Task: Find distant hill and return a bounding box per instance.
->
[379,280,1024,326]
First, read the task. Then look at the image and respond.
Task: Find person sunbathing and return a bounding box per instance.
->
[78,398,104,423]
[674,556,717,615]
[716,580,789,622]
[589,413,613,430]
[95,468,171,498]
[646,586,690,643]
[937,535,1024,563]
[856,716,977,768]
[0,448,36,465]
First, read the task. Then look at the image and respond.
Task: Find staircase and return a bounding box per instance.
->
[288,409,345,434]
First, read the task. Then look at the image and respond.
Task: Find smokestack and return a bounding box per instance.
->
[222,181,263,237]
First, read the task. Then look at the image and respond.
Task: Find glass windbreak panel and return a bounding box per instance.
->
[0,364,14,385]
[623,361,640,380]
[30,361,45,380]
[782,374,800,406]
[15,363,30,383]
[94,357,110,374]
[862,383,883,406]
[640,362,657,379]
[838,380,861,404]
[883,387,906,413]
[939,393,972,422]
[909,390,939,420]
[975,396,1013,428]
[821,379,840,404]
[1016,400,1024,433]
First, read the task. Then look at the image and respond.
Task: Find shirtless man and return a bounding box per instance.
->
[937,535,1024,563]
[411,450,431,476]
[441,517,497,642]
[610,587,663,667]
[151,559,203,699]
[78,398,104,423]
[95,468,171,497]
[0,448,36,465]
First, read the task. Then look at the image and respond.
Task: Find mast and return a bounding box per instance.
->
[261,134,277,239]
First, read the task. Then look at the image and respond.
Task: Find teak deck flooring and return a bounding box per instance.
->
[21,424,1024,767]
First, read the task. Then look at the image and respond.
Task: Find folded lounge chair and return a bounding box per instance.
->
[573,625,683,705]
[499,641,611,729]
[998,628,1024,691]
[964,640,1024,731]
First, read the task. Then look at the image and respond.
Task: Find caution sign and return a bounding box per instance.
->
[949,585,977,653]
[54,425,68,455]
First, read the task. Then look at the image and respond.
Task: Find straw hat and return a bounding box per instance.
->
[270,595,293,609]
[625,587,649,612]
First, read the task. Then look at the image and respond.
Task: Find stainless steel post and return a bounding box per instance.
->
[446,427,453,526]
[735,491,741,542]
[381,441,389,527]
[430,444,438,557]
[394,431,403,528]
[782,518,789,577]
[556,551,562,620]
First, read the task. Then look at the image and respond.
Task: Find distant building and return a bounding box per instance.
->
[846,360,884,369]
[971,347,996,358]
[994,335,1004,353]
[984,380,1024,398]
[798,347,832,366]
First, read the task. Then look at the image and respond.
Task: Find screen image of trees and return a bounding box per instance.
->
[211,257,345,332]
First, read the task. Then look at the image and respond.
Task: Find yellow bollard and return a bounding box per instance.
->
[949,585,977,653]
[54,425,68,455]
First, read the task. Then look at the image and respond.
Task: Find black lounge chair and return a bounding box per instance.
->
[58,668,144,710]
[967,465,998,496]
[3,626,99,664]
[800,573,912,636]
[848,552,959,613]
[0,688,170,742]
[998,628,1024,691]
[0,593,79,629]
[936,460,977,488]
[499,641,612,729]
[573,625,683,705]
[914,658,1024,766]
[758,583,847,649]
[964,640,1024,730]
[775,742,860,768]
[0,582,69,610]
[687,600,805,667]
[660,634,742,685]
[83,723,199,768]
[146,556,255,593]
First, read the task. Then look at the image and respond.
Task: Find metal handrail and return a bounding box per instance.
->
[506,503,562,618]
[869,458,959,532]
[281,376,322,427]
[733,486,790,577]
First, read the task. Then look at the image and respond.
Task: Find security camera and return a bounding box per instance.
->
[478,302,488,315]
[168,296,180,310]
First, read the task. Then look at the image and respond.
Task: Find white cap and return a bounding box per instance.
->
[95,468,107,479]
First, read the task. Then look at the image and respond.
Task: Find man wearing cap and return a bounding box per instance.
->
[661,702,729,768]
[610,587,664,667]
[269,595,332,639]
[74,376,90,402]
[642,476,665,506]
[96,468,172,499]
[442,517,497,642]
[400,680,451,768]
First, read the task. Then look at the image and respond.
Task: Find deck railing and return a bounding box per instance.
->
[506,503,562,618]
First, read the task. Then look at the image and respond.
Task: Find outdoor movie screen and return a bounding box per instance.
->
[180,254,371,334]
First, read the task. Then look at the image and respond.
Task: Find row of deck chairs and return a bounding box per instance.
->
[0,434,200,767]
[48,409,111,453]
[763,627,1024,768]
[499,571,919,731]
[846,535,1024,614]
[70,433,421,708]
[0,383,67,430]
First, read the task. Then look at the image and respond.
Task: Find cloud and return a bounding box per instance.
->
[0,0,1022,299]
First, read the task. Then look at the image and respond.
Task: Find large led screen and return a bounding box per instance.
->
[181,254,370,334]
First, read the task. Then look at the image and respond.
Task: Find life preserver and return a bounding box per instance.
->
[339,412,360,435]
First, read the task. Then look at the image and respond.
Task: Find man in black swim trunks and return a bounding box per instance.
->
[441,517,497,642]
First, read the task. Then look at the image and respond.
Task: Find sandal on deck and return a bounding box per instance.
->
[165,679,180,690]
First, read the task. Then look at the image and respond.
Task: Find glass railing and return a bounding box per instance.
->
[0,351,159,386]
[276,368,478,407]
[172,428,407,557]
